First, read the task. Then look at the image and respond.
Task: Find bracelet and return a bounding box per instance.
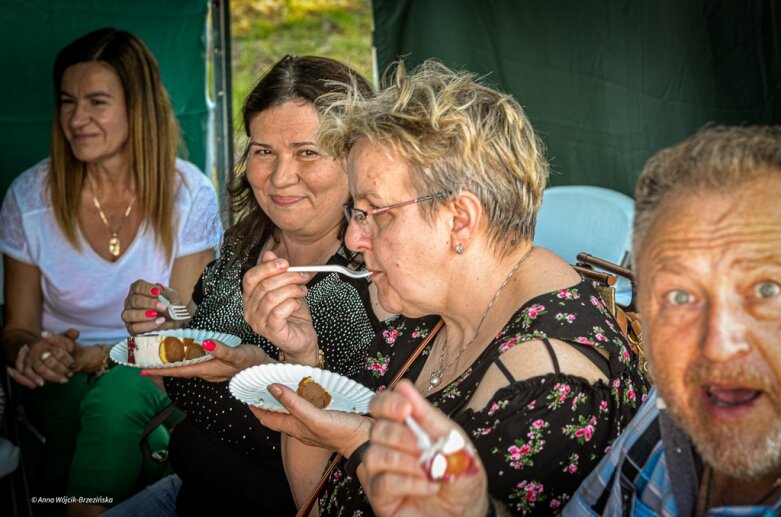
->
[277,348,325,368]
[96,345,110,375]
[343,440,370,478]
[86,345,111,383]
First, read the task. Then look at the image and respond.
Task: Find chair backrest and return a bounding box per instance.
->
[534,185,635,266]
[534,185,636,307]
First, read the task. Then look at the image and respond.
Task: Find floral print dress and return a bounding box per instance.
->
[320,278,649,516]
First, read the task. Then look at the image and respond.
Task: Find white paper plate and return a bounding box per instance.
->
[110,329,241,368]
[229,363,375,413]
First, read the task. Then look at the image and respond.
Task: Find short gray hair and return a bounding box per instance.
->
[318,59,549,256]
[633,125,781,263]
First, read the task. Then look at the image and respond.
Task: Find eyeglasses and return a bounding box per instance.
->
[343,191,451,234]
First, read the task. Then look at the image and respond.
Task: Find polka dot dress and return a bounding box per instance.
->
[164,241,380,459]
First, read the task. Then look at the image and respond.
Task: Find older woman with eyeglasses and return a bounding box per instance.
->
[243,60,648,516]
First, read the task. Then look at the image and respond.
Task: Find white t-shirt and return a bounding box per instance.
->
[0,158,223,347]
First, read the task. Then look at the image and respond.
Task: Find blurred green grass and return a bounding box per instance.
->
[230,0,373,142]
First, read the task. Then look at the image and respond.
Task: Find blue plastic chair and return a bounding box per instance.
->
[533,185,635,305]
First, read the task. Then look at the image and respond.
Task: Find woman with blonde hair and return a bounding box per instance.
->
[244,60,648,515]
[0,28,221,515]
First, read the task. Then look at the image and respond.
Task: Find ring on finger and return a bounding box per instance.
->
[41,351,53,361]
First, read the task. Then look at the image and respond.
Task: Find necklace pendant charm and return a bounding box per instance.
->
[428,371,442,391]
[108,234,121,258]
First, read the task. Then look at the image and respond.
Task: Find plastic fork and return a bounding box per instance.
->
[405,416,433,451]
[157,294,190,321]
[287,265,372,279]
[406,416,475,480]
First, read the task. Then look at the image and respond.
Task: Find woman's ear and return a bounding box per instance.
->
[449,192,482,254]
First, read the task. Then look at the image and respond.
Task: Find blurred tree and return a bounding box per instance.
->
[230,0,372,143]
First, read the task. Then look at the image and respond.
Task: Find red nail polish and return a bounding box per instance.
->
[202,340,216,351]
[140,371,150,377]
[145,310,157,318]
[150,287,160,296]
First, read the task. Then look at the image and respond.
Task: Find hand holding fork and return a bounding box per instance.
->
[122,280,191,335]
[157,294,191,320]
[286,265,372,279]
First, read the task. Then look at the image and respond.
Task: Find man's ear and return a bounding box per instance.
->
[449,192,482,254]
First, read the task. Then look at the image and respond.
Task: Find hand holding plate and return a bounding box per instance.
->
[141,343,269,382]
[250,383,371,457]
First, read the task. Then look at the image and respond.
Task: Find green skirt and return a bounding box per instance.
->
[21,365,171,509]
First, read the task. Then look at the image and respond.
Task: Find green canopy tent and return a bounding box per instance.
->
[372,0,781,196]
[0,0,233,307]
[0,0,236,196]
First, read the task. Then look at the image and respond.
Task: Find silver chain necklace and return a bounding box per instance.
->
[428,246,534,391]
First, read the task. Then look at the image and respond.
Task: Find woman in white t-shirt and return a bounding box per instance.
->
[0,29,221,515]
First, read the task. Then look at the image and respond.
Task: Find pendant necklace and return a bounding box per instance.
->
[428,246,534,391]
[88,177,136,259]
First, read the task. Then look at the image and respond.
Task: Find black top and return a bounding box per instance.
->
[320,278,650,516]
[165,239,381,514]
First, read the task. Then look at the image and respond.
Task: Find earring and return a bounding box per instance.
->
[455,243,464,254]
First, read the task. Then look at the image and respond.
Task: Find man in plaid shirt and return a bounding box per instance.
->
[565,126,781,517]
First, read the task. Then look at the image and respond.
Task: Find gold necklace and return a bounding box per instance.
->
[88,178,136,259]
[428,246,534,391]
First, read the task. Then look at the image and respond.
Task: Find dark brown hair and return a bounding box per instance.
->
[226,55,372,260]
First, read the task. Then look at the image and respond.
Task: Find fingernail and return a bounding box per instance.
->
[59,378,68,384]
[155,302,167,312]
[269,384,282,397]
[37,380,44,387]
[202,340,216,351]
[150,287,160,296]
[41,330,51,337]
[275,259,287,270]
[145,310,157,318]
[67,372,74,378]
[155,317,166,325]
[140,371,150,377]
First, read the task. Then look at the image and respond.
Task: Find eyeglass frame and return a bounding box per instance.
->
[343,191,452,230]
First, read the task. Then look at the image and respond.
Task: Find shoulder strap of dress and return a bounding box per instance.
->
[541,338,561,374]
[492,337,561,382]
[491,356,516,383]
[388,319,444,389]
[569,343,612,378]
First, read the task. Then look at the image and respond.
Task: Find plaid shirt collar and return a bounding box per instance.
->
[565,388,781,516]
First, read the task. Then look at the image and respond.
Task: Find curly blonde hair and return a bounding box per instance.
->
[318,60,548,255]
